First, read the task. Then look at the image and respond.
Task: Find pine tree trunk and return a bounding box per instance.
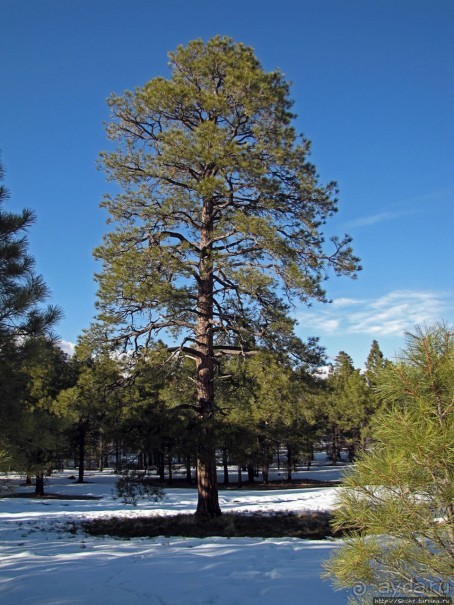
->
[222,447,229,485]
[98,431,104,471]
[286,443,292,482]
[77,425,86,483]
[194,197,221,519]
[167,453,173,485]
[262,463,270,484]
[35,471,45,496]
[195,433,221,517]
[330,427,339,466]
[194,360,220,516]
[138,452,144,470]
[185,456,192,483]
[158,452,165,482]
[247,463,255,483]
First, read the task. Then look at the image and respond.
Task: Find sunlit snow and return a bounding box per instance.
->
[0,460,349,605]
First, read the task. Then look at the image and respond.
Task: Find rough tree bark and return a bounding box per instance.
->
[194,197,222,517]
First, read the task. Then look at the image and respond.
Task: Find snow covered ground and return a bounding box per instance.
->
[0,461,350,605]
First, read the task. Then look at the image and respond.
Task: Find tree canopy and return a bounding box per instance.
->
[0,158,60,347]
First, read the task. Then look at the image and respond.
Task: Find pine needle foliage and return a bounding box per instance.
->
[324,323,454,603]
[0,158,61,345]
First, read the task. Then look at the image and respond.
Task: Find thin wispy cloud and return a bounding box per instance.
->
[332,297,366,308]
[345,210,412,229]
[344,187,453,230]
[298,290,451,337]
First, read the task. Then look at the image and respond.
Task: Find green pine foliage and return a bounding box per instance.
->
[324,323,454,603]
[0,156,62,470]
[93,36,360,351]
[12,339,74,491]
[115,469,165,506]
[324,352,369,463]
[0,158,61,346]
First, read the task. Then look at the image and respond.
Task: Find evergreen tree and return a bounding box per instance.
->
[362,339,388,440]
[333,351,356,378]
[91,37,360,517]
[364,339,386,388]
[324,323,454,603]
[13,338,73,494]
[121,351,193,481]
[54,352,123,482]
[0,156,61,458]
[0,158,60,347]
[325,352,368,463]
[215,338,325,483]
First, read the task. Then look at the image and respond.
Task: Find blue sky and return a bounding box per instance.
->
[1,0,453,367]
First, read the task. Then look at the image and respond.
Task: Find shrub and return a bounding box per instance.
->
[115,469,164,506]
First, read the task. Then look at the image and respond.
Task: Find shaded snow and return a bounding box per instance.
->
[0,465,349,605]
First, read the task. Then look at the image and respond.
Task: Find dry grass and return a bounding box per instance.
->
[82,511,341,540]
[0,492,101,500]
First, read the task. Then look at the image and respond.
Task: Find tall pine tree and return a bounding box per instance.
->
[92,37,360,517]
